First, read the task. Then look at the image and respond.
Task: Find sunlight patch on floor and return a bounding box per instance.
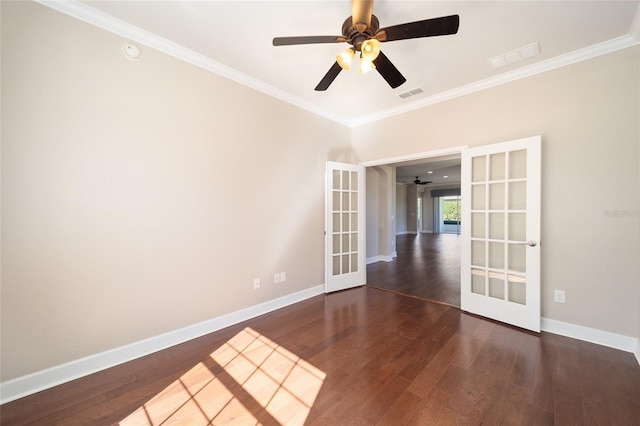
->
[119,327,326,425]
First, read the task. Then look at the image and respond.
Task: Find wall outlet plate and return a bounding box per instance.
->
[554,289,565,303]
[253,278,260,289]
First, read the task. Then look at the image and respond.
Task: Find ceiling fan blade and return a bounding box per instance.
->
[273,35,345,46]
[352,0,373,28]
[373,51,406,89]
[315,62,343,91]
[376,15,460,42]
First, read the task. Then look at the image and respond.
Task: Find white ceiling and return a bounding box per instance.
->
[47,1,639,127]
[395,157,461,186]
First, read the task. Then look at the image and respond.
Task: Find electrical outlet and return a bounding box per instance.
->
[253,278,260,289]
[280,272,286,282]
[274,273,280,284]
[554,289,565,303]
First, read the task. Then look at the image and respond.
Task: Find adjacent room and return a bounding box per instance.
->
[2,0,640,424]
[366,157,463,306]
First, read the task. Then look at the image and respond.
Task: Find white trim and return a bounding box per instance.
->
[0,284,325,404]
[541,318,639,357]
[366,255,395,265]
[35,1,639,129]
[351,35,639,127]
[360,146,467,168]
[636,340,640,366]
[421,229,434,234]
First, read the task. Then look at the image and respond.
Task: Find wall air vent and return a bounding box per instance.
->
[398,86,425,99]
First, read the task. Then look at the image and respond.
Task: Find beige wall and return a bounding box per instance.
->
[353,46,640,338]
[406,185,418,233]
[1,2,351,381]
[395,184,407,234]
[365,168,380,257]
[366,166,396,260]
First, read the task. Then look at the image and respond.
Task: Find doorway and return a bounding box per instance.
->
[363,147,465,307]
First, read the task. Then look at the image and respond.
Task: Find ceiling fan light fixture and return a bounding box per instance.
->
[359,55,376,74]
[273,3,460,91]
[337,48,355,70]
[360,39,381,62]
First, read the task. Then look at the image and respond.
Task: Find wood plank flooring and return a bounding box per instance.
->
[2,286,639,425]
[367,233,461,307]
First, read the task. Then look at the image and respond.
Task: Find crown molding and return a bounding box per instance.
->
[350,34,640,127]
[37,1,640,129]
[35,0,351,127]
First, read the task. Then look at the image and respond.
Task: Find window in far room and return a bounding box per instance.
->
[441,196,461,234]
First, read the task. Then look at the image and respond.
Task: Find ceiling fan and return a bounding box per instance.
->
[414,176,433,185]
[272,0,459,91]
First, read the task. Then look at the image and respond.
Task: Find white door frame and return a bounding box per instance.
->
[359,145,468,285]
[359,146,469,169]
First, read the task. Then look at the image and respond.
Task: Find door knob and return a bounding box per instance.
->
[515,240,537,247]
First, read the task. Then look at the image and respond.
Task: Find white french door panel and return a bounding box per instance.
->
[325,161,366,293]
[461,136,541,332]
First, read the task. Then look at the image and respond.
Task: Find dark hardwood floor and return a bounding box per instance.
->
[2,286,639,425]
[367,233,461,307]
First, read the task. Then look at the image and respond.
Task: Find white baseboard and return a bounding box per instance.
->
[420,229,434,234]
[541,317,640,363]
[0,284,325,404]
[366,255,395,265]
[3,292,638,404]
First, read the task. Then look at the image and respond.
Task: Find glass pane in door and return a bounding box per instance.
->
[489,153,505,181]
[509,149,527,179]
[508,280,526,305]
[328,163,362,280]
[467,145,536,312]
[472,156,486,182]
[326,162,365,293]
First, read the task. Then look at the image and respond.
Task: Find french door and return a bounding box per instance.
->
[461,136,541,332]
[325,161,366,293]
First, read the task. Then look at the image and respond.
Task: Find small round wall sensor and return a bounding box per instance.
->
[122,42,140,60]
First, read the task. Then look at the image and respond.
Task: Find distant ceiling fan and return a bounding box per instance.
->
[413,176,433,185]
[272,0,459,91]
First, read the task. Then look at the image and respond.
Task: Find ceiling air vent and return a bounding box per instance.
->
[398,86,424,99]
[488,42,540,69]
